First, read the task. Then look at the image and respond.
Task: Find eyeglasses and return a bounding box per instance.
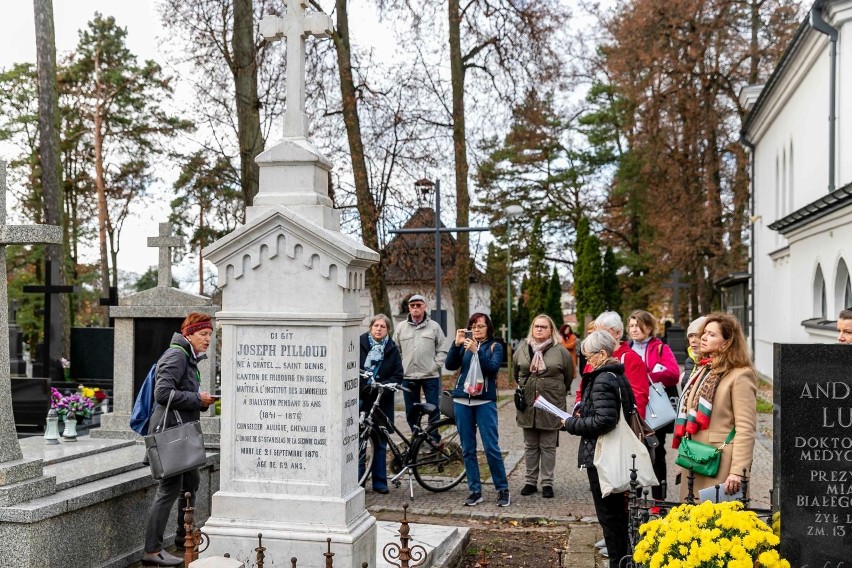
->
[408,303,424,308]
[471,324,488,330]
[533,325,550,330]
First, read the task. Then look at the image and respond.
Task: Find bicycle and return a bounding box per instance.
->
[358,377,465,498]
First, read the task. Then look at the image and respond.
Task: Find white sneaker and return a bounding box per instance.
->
[595,539,606,548]
[600,547,609,558]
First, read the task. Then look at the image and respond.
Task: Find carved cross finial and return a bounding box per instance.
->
[260,0,333,138]
[147,222,184,288]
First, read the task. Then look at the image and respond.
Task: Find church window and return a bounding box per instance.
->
[814,265,827,318]
[834,260,851,315]
[788,141,794,213]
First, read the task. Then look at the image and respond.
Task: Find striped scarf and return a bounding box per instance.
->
[672,360,721,449]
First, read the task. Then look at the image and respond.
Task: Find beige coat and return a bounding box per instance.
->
[678,366,757,500]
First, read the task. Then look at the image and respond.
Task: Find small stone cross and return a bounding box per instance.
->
[147,222,184,288]
[0,161,62,463]
[499,324,508,340]
[260,0,333,138]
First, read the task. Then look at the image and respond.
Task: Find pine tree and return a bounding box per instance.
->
[575,216,605,334]
[602,246,622,312]
[485,243,509,337]
[545,267,563,327]
[525,218,549,318]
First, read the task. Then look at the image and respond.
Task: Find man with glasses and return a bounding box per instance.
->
[393,294,448,442]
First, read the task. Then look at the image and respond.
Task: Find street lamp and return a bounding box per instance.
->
[504,204,523,381]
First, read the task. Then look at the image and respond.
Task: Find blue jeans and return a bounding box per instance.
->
[453,401,508,494]
[359,388,395,490]
[402,377,441,443]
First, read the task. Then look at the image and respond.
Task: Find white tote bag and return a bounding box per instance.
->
[593,407,658,497]
[644,378,677,430]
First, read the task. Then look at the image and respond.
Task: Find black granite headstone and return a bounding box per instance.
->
[774,343,852,566]
[133,318,183,399]
[70,327,114,380]
[11,377,50,434]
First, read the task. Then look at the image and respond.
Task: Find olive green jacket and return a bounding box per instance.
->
[514,340,574,430]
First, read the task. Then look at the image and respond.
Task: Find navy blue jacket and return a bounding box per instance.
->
[446,338,503,402]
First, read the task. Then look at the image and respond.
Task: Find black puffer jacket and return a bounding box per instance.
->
[563,362,624,468]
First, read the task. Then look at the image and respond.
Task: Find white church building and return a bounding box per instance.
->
[742,0,852,379]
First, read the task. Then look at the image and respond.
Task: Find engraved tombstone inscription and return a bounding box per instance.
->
[232,325,359,482]
[774,343,852,566]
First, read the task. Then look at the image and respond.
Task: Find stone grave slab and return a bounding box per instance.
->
[774,343,852,566]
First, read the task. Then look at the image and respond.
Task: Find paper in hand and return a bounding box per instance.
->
[698,484,743,503]
[532,395,571,421]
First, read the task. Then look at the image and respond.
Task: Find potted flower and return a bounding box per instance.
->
[60,357,71,382]
[50,387,95,440]
[633,501,790,568]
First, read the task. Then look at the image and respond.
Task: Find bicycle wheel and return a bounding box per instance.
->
[358,426,377,487]
[412,419,466,492]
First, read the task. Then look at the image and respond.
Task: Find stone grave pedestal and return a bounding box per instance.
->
[201,134,379,566]
[94,222,220,446]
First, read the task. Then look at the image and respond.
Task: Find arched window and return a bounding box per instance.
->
[814,265,827,318]
[788,141,794,213]
[836,260,851,315]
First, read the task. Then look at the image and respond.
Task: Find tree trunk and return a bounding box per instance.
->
[93,90,111,309]
[199,202,205,295]
[448,0,471,330]
[332,0,392,322]
[33,0,71,352]
[231,0,263,206]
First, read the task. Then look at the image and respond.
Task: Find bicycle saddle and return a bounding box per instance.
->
[412,402,437,415]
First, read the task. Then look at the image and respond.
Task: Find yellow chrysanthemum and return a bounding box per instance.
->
[634,501,789,567]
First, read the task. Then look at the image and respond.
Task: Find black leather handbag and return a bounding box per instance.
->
[513,385,527,411]
[144,391,206,480]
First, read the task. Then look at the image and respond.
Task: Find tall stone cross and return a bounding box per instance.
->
[147,222,184,288]
[0,161,62,463]
[260,0,333,138]
[662,269,690,326]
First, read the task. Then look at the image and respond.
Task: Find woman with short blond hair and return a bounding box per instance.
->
[514,314,574,498]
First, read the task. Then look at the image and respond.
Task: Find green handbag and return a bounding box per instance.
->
[675,429,735,477]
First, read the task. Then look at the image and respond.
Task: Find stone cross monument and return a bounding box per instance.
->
[202,4,380,566]
[0,161,62,504]
[147,222,184,287]
[93,221,218,443]
[260,0,333,139]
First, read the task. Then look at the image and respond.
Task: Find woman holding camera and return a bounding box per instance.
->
[446,313,509,507]
[514,315,574,498]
